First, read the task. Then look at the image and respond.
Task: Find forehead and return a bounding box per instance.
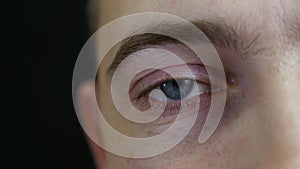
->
[96,0,300,63]
[97,0,300,46]
[97,0,299,26]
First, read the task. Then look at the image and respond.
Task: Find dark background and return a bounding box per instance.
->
[31,0,96,168]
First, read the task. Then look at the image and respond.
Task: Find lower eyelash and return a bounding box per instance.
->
[134,94,211,117]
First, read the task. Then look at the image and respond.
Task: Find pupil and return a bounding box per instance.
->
[171,80,179,88]
[160,79,194,100]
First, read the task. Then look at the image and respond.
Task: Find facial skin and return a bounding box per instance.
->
[79,0,300,168]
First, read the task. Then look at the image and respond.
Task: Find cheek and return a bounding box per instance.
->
[123,109,257,169]
[124,129,252,169]
[122,107,209,168]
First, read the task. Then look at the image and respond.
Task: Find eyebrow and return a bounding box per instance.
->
[107,20,264,75]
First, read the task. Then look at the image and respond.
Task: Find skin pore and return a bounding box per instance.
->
[80,0,300,168]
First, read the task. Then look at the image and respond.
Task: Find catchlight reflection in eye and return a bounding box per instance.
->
[161,79,194,100]
[149,79,211,101]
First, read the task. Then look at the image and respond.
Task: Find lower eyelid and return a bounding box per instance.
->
[134,93,211,117]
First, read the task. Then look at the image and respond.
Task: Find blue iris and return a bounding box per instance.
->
[160,79,194,100]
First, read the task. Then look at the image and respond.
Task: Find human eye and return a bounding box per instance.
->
[129,64,213,117]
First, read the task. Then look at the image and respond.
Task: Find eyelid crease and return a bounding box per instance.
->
[129,63,207,90]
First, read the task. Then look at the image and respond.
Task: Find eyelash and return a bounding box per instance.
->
[129,64,212,116]
[136,77,188,99]
[136,77,208,100]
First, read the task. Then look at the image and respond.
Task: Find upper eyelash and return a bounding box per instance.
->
[130,64,211,100]
[135,78,209,100]
[135,77,170,100]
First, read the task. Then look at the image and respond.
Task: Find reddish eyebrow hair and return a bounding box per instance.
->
[107,20,265,75]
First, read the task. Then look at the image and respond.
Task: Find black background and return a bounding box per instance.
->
[31,0,96,168]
